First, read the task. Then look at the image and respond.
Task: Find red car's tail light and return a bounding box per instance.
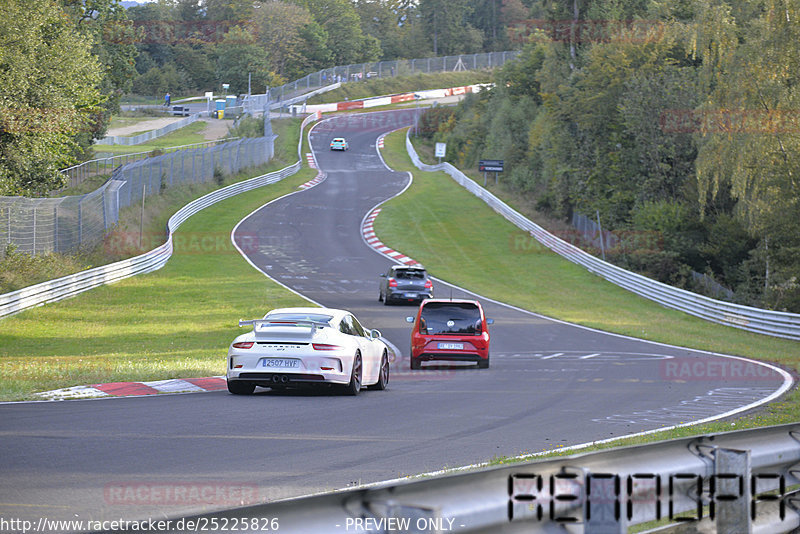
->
[232,341,254,349]
[424,279,433,289]
[388,278,398,287]
[313,343,343,351]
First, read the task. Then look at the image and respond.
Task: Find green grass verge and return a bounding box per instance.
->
[377,127,799,447]
[0,118,314,400]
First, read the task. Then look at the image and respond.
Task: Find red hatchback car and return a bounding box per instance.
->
[406,299,493,369]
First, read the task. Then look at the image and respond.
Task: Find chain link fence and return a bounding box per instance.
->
[60,139,242,190]
[1,130,274,258]
[244,51,520,114]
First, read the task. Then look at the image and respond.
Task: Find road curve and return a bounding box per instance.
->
[0,110,789,528]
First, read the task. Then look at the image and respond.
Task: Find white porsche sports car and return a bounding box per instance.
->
[226,307,389,395]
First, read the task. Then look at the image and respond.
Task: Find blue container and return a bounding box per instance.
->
[215,99,225,111]
[225,95,237,109]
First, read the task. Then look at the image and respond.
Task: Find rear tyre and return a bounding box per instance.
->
[477,354,490,369]
[227,380,255,395]
[410,357,421,370]
[370,351,389,390]
[342,352,362,396]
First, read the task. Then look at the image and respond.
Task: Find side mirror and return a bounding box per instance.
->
[371,329,382,339]
[486,318,494,325]
[405,316,415,323]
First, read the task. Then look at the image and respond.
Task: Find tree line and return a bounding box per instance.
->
[0,0,531,197]
[128,0,530,96]
[418,0,800,312]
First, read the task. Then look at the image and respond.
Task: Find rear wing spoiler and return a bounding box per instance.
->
[238,319,330,330]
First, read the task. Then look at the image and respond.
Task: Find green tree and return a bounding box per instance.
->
[0,0,104,196]
[252,1,330,79]
[693,0,800,309]
[216,26,278,94]
[290,0,380,64]
[418,0,484,55]
[62,0,139,105]
[205,0,257,22]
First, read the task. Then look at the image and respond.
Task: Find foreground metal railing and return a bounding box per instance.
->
[0,113,320,319]
[107,423,800,533]
[405,132,800,341]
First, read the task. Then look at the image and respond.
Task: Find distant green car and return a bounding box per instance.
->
[330,137,349,151]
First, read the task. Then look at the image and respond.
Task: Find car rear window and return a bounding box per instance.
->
[419,302,481,335]
[266,313,333,324]
[395,269,426,280]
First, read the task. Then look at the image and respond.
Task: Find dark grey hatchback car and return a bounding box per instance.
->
[379,265,434,305]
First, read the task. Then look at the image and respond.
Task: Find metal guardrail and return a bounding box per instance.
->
[109,423,800,533]
[406,133,800,341]
[0,113,319,319]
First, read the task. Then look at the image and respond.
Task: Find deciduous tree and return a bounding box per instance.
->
[0,0,103,195]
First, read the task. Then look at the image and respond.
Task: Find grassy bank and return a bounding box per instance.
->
[0,168,312,400]
[377,127,798,443]
[0,117,313,400]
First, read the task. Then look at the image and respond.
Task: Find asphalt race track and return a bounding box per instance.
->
[0,110,790,528]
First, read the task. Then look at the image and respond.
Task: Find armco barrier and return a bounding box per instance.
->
[111,423,800,533]
[406,132,800,341]
[0,112,319,320]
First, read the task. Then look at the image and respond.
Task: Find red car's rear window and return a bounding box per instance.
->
[419,302,481,335]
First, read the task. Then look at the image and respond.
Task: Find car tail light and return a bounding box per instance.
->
[232,341,254,349]
[424,279,433,289]
[388,278,398,287]
[313,343,343,351]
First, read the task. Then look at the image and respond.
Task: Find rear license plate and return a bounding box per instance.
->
[438,343,464,350]
[404,293,417,298]
[261,359,300,368]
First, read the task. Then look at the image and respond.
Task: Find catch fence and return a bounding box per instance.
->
[1,134,274,258]
[244,51,520,114]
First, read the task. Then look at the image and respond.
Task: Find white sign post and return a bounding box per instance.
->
[435,142,446,164]
[205,91,213,114]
